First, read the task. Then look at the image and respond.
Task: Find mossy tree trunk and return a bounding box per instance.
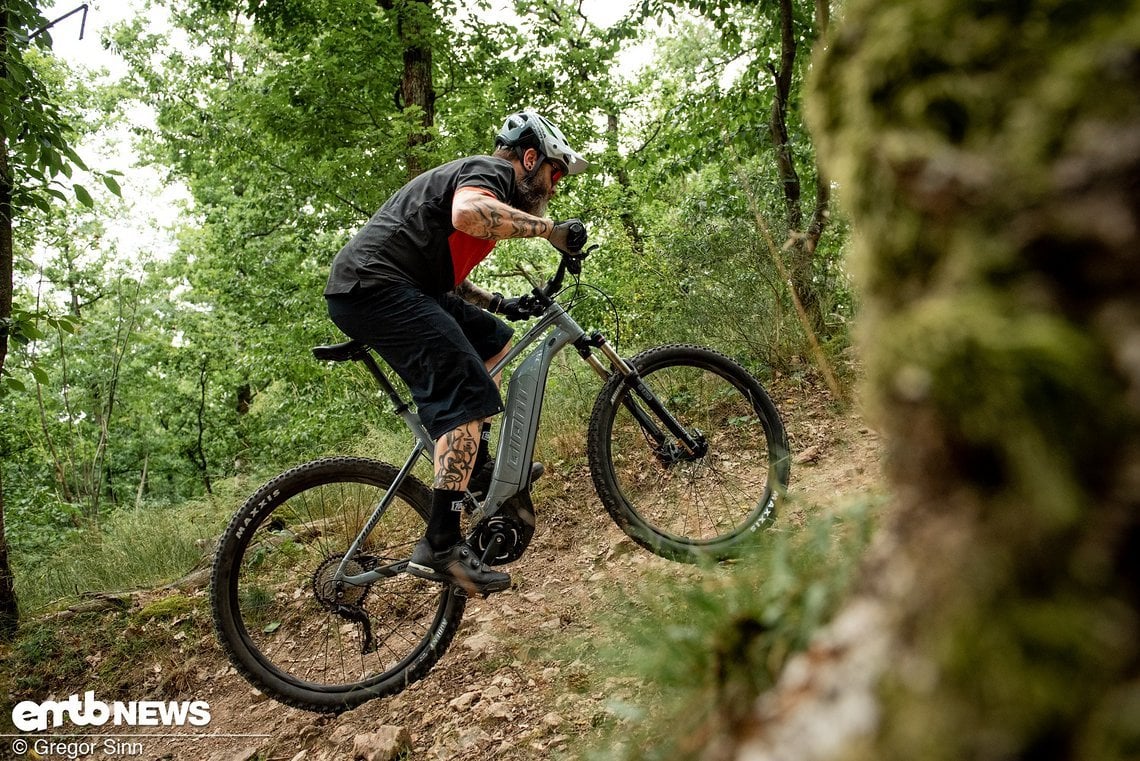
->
[769,0,831,338]
[729,1,1140,758]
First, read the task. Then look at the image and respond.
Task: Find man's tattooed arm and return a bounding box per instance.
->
[454,279,495,310]
[452,188,554,241]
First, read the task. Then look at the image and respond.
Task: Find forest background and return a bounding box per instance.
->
[1,0,844,619]
[5,0,1140,759]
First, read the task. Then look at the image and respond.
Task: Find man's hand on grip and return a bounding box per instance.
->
[496,294,537,321]
[549,219,587,253]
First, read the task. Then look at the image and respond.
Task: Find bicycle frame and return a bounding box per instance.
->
[331,280,703,588]
[330,298,590,587]
[478,300,589,520]
[214,233,793,711]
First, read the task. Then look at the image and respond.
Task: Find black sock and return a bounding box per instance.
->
[426,488,465,550]
[472,422,493,475]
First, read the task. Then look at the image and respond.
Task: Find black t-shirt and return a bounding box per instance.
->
[324,156,516,297]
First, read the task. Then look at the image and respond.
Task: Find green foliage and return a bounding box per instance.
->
[0,0,858,633]
[0,307,78,393]
[1,0,133,638]
[6,621,90,694]
[0,23,123,216]
[574,500,877,761]
[12,498,222,614]
[1,590,215,701]
[0,14,872,759]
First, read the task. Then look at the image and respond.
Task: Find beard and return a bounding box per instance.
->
[513,170,551,217]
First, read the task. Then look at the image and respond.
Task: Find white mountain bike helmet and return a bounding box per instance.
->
[495,109,589,177]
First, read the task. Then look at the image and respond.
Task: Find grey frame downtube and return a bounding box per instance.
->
[476,305,586,519]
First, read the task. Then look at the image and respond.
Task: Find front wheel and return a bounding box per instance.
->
[587,345,791,562]
[210,457,465,713]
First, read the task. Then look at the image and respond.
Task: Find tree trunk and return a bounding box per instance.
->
[0,5,21,639]
[607,112,644,254]
[767,0,829,337]
[380,0,435,179]
[728,1,1140,759]
[768,0,801,229]
[190,357,212,495]
[401,41,433,178]
[135,452,149,509]
[236,382,252,416]
[0,475,16,640]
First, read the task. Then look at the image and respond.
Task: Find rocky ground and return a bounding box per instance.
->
[3,386,882,761]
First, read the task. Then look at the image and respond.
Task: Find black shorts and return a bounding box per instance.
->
[326,283,514,440]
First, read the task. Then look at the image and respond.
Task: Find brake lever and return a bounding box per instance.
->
[564,245,598,276]
[538,243,599,302]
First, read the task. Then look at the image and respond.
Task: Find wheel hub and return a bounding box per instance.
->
[658,430,708,466]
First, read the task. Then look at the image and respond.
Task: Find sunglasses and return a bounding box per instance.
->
[548,160,568,185]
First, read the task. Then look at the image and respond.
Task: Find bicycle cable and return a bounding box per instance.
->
[554,275,623,351]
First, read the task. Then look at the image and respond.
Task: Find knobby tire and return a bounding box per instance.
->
[210,457,466,713]
[587,344,791,562]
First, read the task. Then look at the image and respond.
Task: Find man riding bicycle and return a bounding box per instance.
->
[323,110,588,595]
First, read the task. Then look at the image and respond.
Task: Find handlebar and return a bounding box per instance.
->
[493,222,593,320]
[536,221,590,298]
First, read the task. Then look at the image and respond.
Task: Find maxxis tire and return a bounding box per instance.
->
[210,457,466,713]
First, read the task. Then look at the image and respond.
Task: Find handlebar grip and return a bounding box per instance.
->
[565,221,588,252]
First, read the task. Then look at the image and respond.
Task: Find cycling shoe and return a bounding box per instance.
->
[407,539,511,595]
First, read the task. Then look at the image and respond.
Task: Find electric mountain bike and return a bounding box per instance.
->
[210,243,791,713]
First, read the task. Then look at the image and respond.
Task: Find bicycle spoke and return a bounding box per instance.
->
[214,458,466,710]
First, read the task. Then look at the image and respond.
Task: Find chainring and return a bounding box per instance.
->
[470,492,536,565]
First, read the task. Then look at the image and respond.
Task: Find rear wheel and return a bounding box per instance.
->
[587,345,791,562]
[210,457,465,713]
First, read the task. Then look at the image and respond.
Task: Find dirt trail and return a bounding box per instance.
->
[10,393,881,761]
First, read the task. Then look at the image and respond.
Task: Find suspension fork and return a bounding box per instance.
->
[575,334,706,460]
